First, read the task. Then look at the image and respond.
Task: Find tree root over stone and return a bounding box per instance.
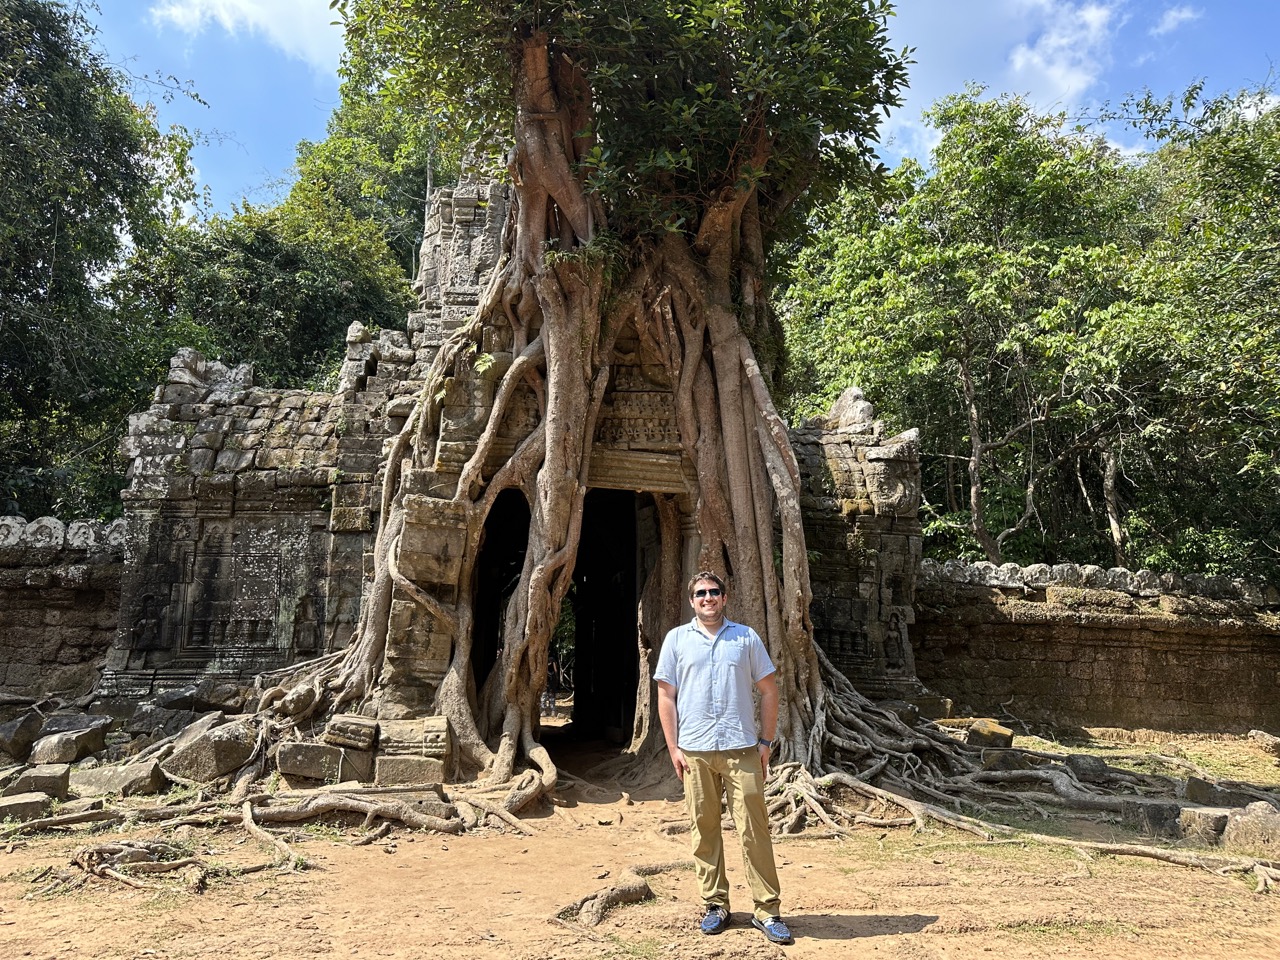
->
[760,752,1280,894]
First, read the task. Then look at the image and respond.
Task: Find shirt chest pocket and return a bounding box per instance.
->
[714,638,750,673]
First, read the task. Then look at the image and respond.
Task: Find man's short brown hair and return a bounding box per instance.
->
[687,571,726,597]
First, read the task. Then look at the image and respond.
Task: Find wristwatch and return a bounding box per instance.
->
[757,738,775,749]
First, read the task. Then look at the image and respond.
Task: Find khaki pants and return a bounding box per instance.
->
[683,747,782,921]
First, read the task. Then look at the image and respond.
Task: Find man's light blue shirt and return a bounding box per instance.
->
[654,617,776,752]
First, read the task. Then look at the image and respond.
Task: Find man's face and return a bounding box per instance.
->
[689,579,726,624]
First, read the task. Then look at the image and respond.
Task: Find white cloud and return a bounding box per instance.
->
[1150,5,1202,37]
[148,1,343,74]
[1007,1,1123,103]
[1238,92,1280,121]
[879,114,943,165]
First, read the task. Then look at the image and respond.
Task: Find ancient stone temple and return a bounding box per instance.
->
[100,179,927,730]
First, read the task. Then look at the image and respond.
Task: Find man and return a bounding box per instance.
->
[654,571,793,946]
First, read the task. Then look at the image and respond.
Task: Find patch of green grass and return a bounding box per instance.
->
[132,886,191,914]
[0,865,50,882]
[998,916,1140,943]
[301,819,348,843]
[827,831,922,874]
[601,934,666,959]
[1016,731,1280,789]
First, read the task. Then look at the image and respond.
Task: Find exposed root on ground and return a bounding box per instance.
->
[29,840,275,897]
[552,860,692,926]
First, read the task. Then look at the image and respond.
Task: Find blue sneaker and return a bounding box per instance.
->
[752,916,793,944]
[699,904,729,935]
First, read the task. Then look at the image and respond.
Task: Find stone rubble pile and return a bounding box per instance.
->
[0,681,456,823]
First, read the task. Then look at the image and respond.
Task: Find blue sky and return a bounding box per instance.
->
[91,1,1280,214]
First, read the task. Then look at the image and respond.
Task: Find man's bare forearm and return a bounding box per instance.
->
[656,681,688,777]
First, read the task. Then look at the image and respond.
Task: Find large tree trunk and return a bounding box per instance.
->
[323,30,819,791]
[265,31,892,806]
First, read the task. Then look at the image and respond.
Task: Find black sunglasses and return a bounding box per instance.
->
[693,588,723,598]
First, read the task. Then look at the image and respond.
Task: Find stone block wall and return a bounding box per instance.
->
[790,390,925,700]
[99,182,512,702]
[98,327,419,698]
[0,517,125,697]
[913,559,1280,732]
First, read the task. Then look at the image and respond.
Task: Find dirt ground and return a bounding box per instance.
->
[2,731,1278,960]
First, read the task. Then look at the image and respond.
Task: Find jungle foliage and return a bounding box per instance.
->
[0,0,199,516]
[0,0,424,517]
[782,86,1280,583]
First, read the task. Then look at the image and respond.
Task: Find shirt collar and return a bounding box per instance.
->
[689,616,736,640]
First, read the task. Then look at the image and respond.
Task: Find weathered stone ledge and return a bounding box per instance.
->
[920,558,1278,608]
[0,516,126,565]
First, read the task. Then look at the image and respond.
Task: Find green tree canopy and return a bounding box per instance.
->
[1096,85,1280,578]
[293,61,461,275]
[109,180,413,389]
[0,0,196,516]
[783,86,1280,582]
[339,0,908,253]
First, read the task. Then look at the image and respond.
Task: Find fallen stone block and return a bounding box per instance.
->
[907,695,953,720]
[60,797,105,815]
[161,718,257,783]
[966,719,1014,749]
[2,764,70,800]
[1185,776,1256,808]
[375,755,445,786]
[1065,753,1110,784]
[155,679,249,714]
[125,705,202,739]
[0,791,52,822]
[1248,729,1280,758]
[876,700,921,726]
[379,717,452,769]
[1222,801,1280,852]
[70,760,166,798]
[981,749,1032,772]
[277,742,374,783]
[38,713,113,738]
[1178,805,1231,845]
[171,712,228,753]
[0,711,43,761]
[30,727,107,764]
[323,714,380,751]
[1121,797,1183,838]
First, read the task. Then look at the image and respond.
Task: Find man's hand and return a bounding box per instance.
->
[757,741,771,779]
[670,747,690,779]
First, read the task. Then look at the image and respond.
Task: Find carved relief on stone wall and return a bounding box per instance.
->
[104,508,332,695]
[594,388,682,451]
[864,431,921,518]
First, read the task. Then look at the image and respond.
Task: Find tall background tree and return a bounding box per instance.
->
[287,0,912,798]
[0,0,196,516]
[783,86,1280,583]
[0,0,429,516]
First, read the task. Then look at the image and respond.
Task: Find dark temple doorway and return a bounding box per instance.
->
[471,489,531,692]
[544,488,653,769]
